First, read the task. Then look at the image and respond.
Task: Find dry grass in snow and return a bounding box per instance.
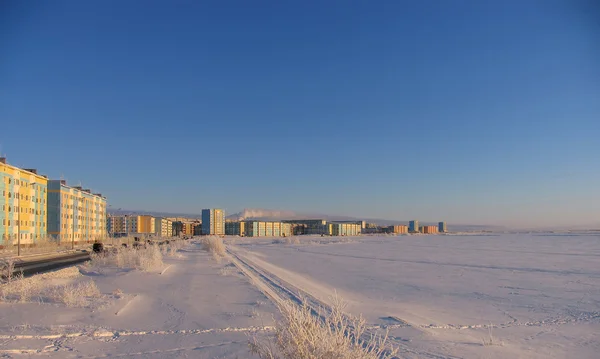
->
[201,236,226,260]
[91,245,165,272]
[0,267,101,307]
[249,296,397,359]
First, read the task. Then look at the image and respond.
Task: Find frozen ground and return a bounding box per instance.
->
[0,241,277,358]
[231,234,600,358]
[1,234,598,358]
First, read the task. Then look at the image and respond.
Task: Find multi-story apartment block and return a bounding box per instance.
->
[154,217,173,237]
[409,220,419,233]
[201,209,225,235]
[0,158,48,246]
[127,215,155,234]
[421,225,439,234]
[244,221,292,237]
[225,221,246,236]
[388,225,409,234]
[107,215,127,237]
[182,221,197,236]
[330,222,361,236]
[47,180,107,243]
[438,221,447,233]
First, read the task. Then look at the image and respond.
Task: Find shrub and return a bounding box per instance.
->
[249,296,397,359]
[201,236,226,259]
[91,245,165,272]
[49,280,102,307]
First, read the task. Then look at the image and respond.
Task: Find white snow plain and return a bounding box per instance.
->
[1,234,598,358]
[231,233,600,359]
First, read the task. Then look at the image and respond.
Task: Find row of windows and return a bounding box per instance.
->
[1,191,46,203]
[1,219,46,227]
[3,177,46,189]
[1,233,39,240]
[61,224,100,230]
[1,205,46,216]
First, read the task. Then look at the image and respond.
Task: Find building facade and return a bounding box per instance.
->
[421,225,439,234]
[389,225,409,234]
[0,158,49,246]
[47,180,107,243]
[438,221,447,233]
[243,221,292,237]
[409,220,419,233]
[128,215,155,234]
[154,217,173,237]
[107,215,127,237]
[330,222,361,236]
[225,221,246,236]
[201,209,225,235]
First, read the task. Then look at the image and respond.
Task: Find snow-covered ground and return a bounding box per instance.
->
[1,234,598,358]
[232,234,600,358]
[0,241,276,358]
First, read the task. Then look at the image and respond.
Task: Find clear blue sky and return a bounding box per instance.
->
[1,1,599,228]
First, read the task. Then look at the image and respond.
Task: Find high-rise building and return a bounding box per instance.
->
[438,221,447,233]
[202,209,225,235]
[409,220,419,233]
[47,180,107,242]
[0,158,49,246]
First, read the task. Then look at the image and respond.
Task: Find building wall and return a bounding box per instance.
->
[225,221,246,236]
[202,209,225,235]
[137,215,155,234]
[153,217,173,237]
[422,226,439,234]
[389,225,409,234]
[0,160,49,246]
[409,220,419,233]
[331,223,361,236]
[438,222,447,233]
[47,180,107,243]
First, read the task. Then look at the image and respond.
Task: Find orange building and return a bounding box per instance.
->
[421,225,439,234]
[389,225,408,234]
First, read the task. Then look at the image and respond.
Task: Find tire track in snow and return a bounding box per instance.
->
[0,340,245,357]
[0,325,275,341]
[227,245,460,359]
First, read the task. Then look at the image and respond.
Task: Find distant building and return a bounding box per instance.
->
[107,216,126,237]
[438,221,447,233]
[202,209,225,235]
[193,223,202,236]
[389,225,409,234]
[225,221,246,236]
[244,221,292,237]
[47,180,107,243]
[128,215,155,234]
[1,158,49,245]
[333,220,365,230]
[409,220,419,233]
[172,221,183,236]
[330,222,361,236]
[421,225,439,234]
[154,217,173,237]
